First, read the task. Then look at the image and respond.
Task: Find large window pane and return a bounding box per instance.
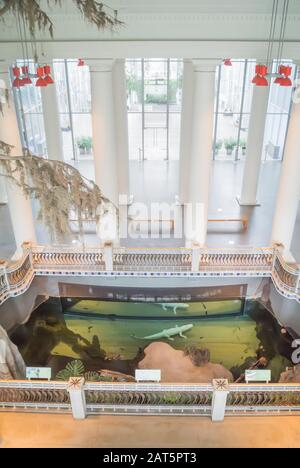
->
[263,113,289,161]
[128,113,142,161]
[60,114,73,161]
[72,113,93,160]
[67,61,91,113]
[169,113,181,160]
[126,58,183,161]
[23,114,47,156]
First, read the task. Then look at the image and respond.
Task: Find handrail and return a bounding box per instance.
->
[0,243,299,306]
[1,379,300,419]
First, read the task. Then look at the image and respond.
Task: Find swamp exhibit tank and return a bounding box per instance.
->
[8,294,296,383]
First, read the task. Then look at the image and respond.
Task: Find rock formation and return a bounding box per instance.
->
[279,364,300,383]
[138,342,233,383]
[0,325,26,380]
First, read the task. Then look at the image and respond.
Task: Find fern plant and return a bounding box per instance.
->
[55,359,85,381]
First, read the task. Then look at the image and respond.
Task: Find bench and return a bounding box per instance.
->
[208,217,248,230]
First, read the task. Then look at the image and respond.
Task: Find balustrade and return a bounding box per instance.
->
[0,244,299,305]
[1,380,300,419]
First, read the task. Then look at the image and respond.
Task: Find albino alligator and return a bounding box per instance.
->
[158,303,190,315]
[132,323,194,341]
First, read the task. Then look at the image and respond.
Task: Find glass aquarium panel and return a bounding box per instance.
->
[10,297,294,384]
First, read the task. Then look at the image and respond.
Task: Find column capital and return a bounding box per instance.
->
[192,59,220,72]
[88,59,115,73]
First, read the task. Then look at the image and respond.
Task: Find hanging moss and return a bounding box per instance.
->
[0,0,123,38]
[0,140,116,242]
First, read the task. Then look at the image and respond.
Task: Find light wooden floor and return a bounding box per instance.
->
[1,413,300,448]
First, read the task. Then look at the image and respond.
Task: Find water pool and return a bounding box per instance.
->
[10,297,294,383]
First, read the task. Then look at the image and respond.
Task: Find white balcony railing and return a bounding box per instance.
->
[0,243,299,306]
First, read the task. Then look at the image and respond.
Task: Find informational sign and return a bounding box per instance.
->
[245,369,271,384]
[26,367,52,381]
[135,369,161,383]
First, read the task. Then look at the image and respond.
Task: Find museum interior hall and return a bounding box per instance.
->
[0,0,300,449]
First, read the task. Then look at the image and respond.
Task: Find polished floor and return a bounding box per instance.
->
[0,159,299,260]
[1,413,300,448]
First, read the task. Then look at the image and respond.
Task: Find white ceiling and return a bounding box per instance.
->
[1,0,300,61]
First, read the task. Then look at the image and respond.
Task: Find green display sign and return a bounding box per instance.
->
[26,367,52,380]
[245,369,271,383]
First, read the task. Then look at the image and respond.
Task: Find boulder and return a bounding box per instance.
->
[279,364,300,383]
[138,342,233,383]
[0,325,26,380]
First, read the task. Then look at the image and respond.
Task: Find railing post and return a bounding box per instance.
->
[191,246,201,272]
[211,379,229,422]
[103,242,114,271]
[67,377,86,420]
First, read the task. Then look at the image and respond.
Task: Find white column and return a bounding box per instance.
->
[67,377,86,420]
[40,69,64,161]
[238,84,270,205]
[89,60,118,206]
[0,68,36,255]
[211,379,230,422]
[185,60,217,247]
[178,60,194,204]
[113,59,130,199]
[0,177,7,204]
[271,71,300,260]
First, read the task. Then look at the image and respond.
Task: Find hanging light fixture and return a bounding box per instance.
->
[223,58,232,66]
[35,66,47,87]
[77,58,85,67]
[21,65,32,85]
[12,66,24,87]
[273,1,291,86]
[43,65,54,84]
[252,64,269,86]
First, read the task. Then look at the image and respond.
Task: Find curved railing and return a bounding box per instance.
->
[0,243,299,306]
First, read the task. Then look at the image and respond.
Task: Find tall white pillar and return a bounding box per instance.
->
[113,59,130,199]
[185,60,217,247]
[89,60,118,206]
[271,70,300,261]
[238,84,270,205]
[178,60,194,204]
[0,67,37,255]
[40,69,64,161]
[0,177,7,204]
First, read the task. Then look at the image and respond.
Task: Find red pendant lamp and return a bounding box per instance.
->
[12,66,24,87]
[43,65,54,84]
[21,66,32,85]
[77,58,85,67]
[35,66,47,87]
[252,64,269,86]
[223,58,232,66]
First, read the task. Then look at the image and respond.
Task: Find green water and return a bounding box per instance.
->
[10,297,293,382]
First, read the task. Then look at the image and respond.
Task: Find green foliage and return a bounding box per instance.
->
[239,139,247,148]
[56,360,85,380]
[162,392,180,405]
[214,139,223,151]
[84,371,102,382]
[224,138,237,151]
[145,94,167,104]
[76,136,93,152]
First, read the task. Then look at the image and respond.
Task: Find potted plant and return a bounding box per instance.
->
[224,138,237,156]
[76,136,93,155]
[214,139,223,155]
[239,139,247,156]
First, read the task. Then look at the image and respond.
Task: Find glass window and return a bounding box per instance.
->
[13,61,47,157]
[126,58,183,161]
[213,59,295,161]
[53,59,93,162]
